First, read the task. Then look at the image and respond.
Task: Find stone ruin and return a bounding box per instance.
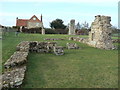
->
[44,38,65,41]
[1,41,65,89]
[112,39,120,43]
[68,19,76,35]
[29,41,57,53]
[66,43,79,49]
[2,66,26,88]
[1,42,29,89]
[88,15,116,50]
[53,46,64,55]
[16,41,29,52]
[69,15,117,50]
[42,28,45,35]
[4,51,28,69]
[69,37,88,44]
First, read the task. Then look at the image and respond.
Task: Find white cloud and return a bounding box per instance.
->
[1,0,119,3]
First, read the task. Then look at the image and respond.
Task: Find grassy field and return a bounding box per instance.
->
[2,32,119,88]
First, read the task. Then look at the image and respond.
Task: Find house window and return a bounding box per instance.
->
[33,17,36,20]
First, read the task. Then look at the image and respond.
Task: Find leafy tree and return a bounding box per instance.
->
[111,26,118,33]
[81,21,89,29]
[50,19,66,29]
[76,22,81,30]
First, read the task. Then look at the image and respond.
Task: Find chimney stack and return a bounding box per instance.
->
[41,14,42,22]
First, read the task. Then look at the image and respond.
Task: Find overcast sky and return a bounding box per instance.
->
[0,0,119,28]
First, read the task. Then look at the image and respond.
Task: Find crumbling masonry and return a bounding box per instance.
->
[68,19,76,35]
[88,15,116,50]
[69,15,116,50]
[1,41,64,89]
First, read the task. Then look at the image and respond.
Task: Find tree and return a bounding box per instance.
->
[76,22,81,30]
[50,19,66,29]
[111,26,119,34]
[81,21,89,29]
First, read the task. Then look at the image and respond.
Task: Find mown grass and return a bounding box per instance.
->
[2,32,119,88]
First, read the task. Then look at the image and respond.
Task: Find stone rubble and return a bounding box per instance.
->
[29,41,57,53]
[2,41,29,89]
[2,66,26,88]
[53,46,64,55]
[44,38,65,41]
[69,37,88,44]
[16,41,30,52]
[112,39,120,43]
[4,51,28,69]
[66,43,79,49]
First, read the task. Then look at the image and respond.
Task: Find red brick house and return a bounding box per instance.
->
[16,15,43,29]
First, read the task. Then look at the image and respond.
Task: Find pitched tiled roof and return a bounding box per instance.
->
[29,15,41,22]
[16,15,42,27]
[16,19,28,26]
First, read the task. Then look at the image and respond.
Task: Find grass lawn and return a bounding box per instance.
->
[2,32,119,88]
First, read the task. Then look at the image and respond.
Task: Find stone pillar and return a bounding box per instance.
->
[68,19,75,35]
[42,28,45,35]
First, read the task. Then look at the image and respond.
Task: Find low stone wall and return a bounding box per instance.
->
[69,37,89,44]
[2,41,29,89]
[44,38,65,41]
[2,66,26,88]
[16,41,30,52]
[29,41,57,53]
[4,51,28,69]
[112,39,120,43]
[66,43,79,49]
[69,37,117,50]
[1,41,65,89]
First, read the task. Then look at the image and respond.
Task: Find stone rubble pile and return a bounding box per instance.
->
[16,41,30,52]
[44,38,65,41]
[2,66,26,88]
[69,37,89,44]
[1,41,29,89]
[112,39,120,43]
[53,46,64,55]
[66,43,79,49]
[29,41,57,53]
[4,51,28,69]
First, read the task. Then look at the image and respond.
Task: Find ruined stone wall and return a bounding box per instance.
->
[68,19,76,35]
[69,37,89,44]
[1,41,65,89]
[69,15,117,50]
[1,41,29,89]
[88,15,115,50]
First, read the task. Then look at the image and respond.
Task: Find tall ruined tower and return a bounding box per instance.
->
[88,15,115,50]
[68,19,76,35]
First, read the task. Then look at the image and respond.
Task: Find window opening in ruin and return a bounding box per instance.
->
[91,33,94,41]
